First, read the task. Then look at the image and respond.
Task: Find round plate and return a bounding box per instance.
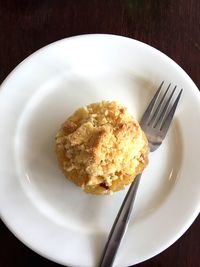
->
[0,34,199,267]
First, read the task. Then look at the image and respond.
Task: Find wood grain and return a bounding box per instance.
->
[0,1,199,266]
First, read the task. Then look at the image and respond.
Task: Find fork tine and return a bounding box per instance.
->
[154,85,176,128]
[140,81,164,126]
[160,89,183,134]
[149,83,171,126]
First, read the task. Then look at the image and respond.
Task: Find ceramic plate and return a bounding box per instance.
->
[0,34,199,267]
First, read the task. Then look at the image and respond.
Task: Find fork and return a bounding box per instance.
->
[99,81,183,267]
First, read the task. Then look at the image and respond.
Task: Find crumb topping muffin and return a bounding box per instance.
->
[55,101,149,195]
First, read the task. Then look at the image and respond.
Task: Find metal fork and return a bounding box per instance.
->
[99,81,183,267]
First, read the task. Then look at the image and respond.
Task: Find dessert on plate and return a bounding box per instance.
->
[55,101,149,195]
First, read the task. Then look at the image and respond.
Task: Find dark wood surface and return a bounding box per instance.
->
[0,1,199,267]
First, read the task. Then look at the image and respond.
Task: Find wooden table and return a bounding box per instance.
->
[0,1,199,266]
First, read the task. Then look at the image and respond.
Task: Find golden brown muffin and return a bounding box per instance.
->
[55,101,149,195]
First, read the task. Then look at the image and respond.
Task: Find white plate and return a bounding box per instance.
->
[0,34,200,267]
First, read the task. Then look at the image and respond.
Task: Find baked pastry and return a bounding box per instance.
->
[55,101,148,195]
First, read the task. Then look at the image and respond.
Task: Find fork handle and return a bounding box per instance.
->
[99,173,142,267]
